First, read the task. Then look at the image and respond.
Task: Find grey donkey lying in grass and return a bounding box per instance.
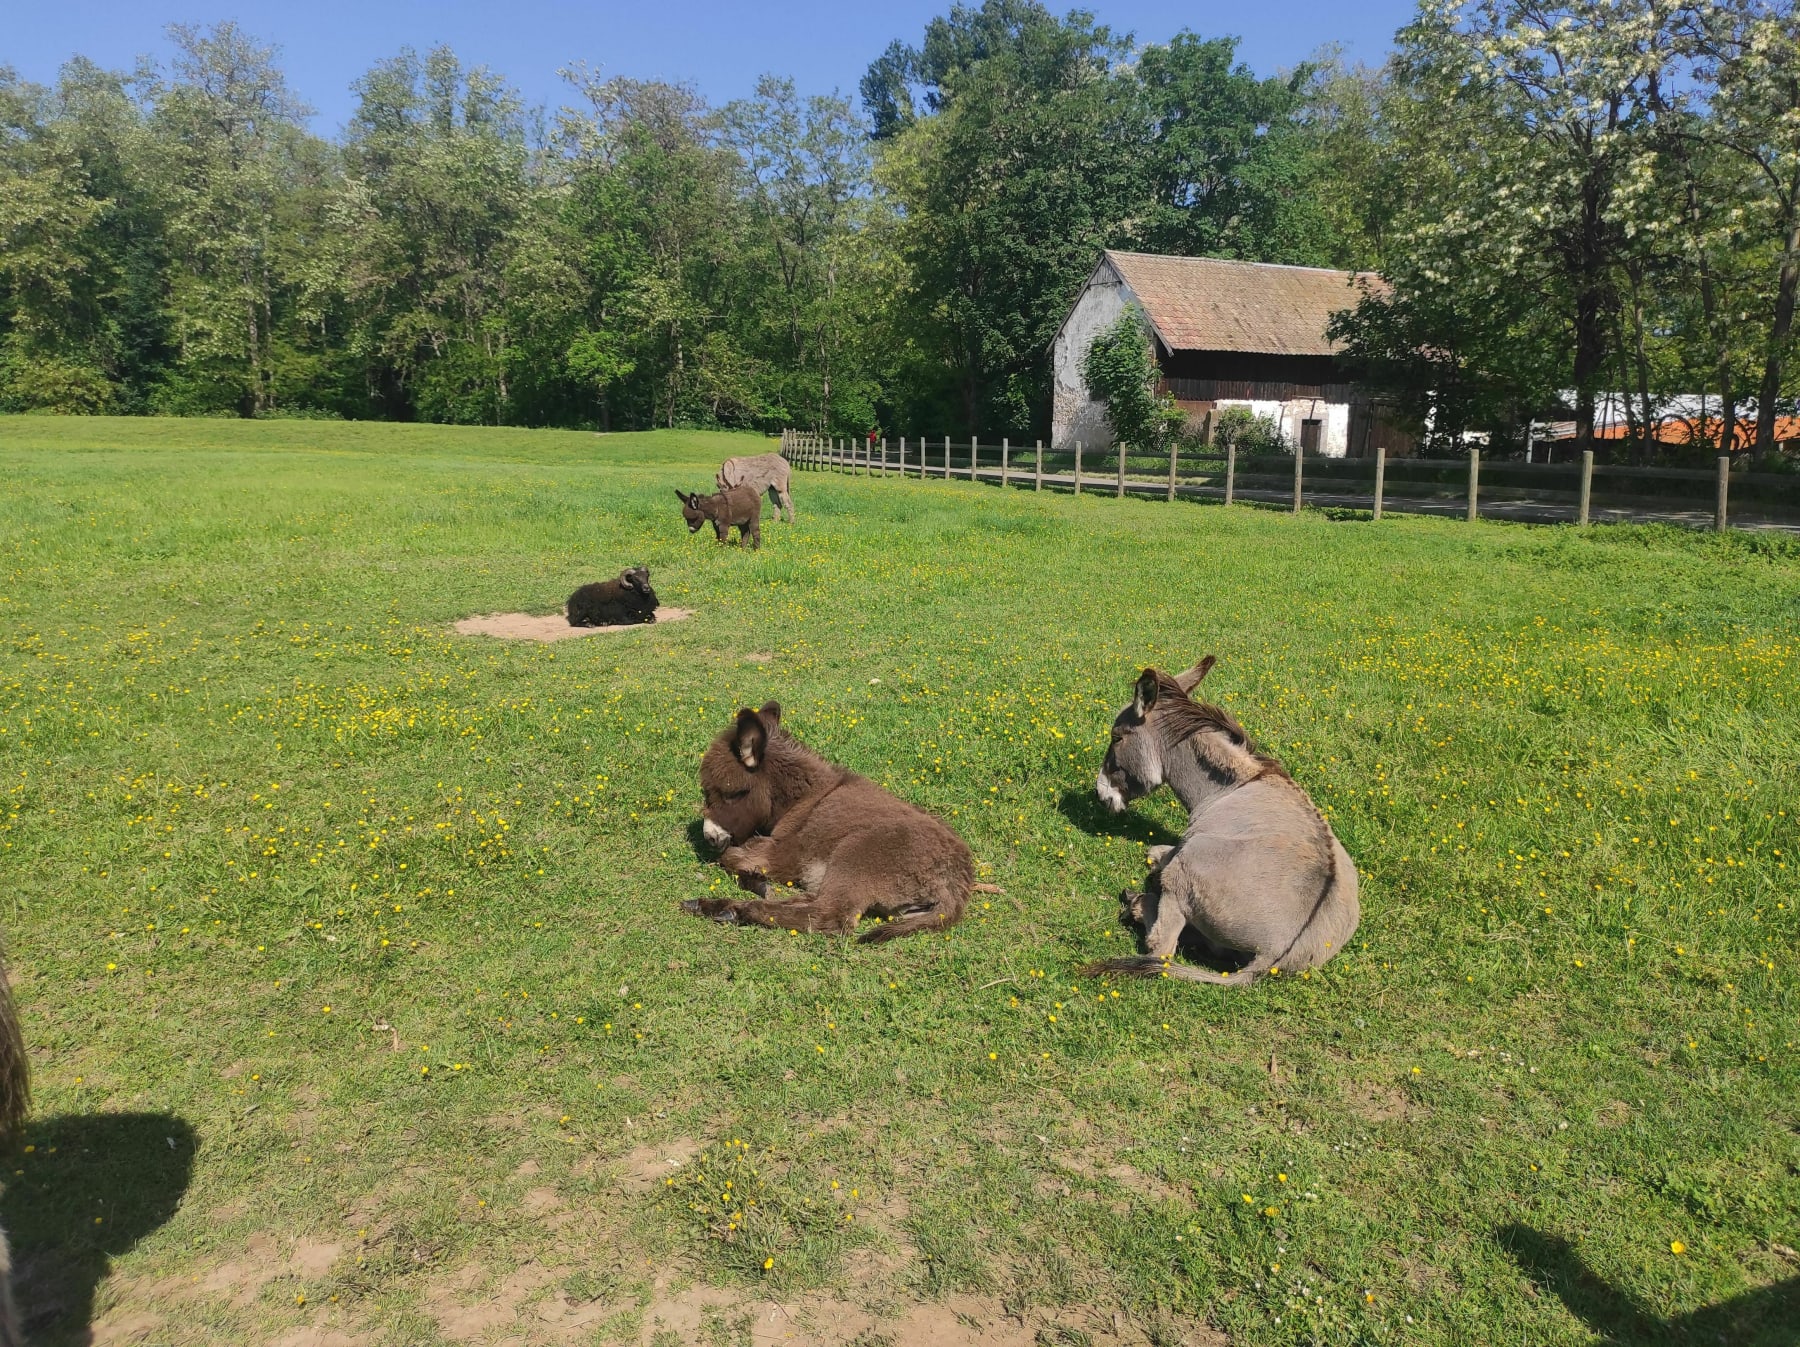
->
[1086,656,1359,985]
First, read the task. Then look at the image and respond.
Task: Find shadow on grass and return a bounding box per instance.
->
[684,817,718,863]
[5,1112,196,1345]
[1055,789,1182,849]
[1500,1224,1800,1346]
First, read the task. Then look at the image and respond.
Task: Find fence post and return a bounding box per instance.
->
[1167,438,1178,502]
[1225,442,1236,505]
[1001,438,1010,489]
[1372,445,1386,521]
[944,435,952,481]
[880,437,888,478]
[1715,454,1730,532]
[1035,441,1043,492]
[1116,443,1126,498]
[1074,441,1083,495]
[1578,449,1594,526]
[1292,448,1304,515]
[1466,447,1480,522]
[971,435,979,482]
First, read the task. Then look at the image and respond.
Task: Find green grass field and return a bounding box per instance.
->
[1,415,1796,1346]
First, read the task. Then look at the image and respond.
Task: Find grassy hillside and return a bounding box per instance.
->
[1,415,1795,1346]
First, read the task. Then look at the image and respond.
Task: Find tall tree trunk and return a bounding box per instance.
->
[1753,193,1800,463]
[243,279,262,418]
[1625,263,1655,465]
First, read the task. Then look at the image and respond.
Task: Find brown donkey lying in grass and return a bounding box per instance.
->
[684,703,972,942]
[677,485,761,548]
[1087,656,1359,985]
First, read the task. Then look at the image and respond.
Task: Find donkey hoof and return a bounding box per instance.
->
[683,898,738,923]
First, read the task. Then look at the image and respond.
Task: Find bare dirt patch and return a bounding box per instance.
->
[89,1310,164,1345]
[1057,1154,1188,1205]
[614,1136,702,1193]
[268,1330,378,1347]
[426,1261,558,1342]
[633,1280,1219,1347]
[1344,1080,1421,1124]
[454,607,693,643]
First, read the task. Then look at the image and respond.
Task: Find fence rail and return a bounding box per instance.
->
[777,430,1800,533]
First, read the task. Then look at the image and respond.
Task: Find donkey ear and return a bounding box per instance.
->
[759,701,782,727]
[1133,669,1160,719]
[674,489,688,504]
[733,707,768,771]
[1174,655,1216,694]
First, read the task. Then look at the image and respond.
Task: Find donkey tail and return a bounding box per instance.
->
[0,957,27,1143]
[857,906,960,944]
[1078,953,1275,987]
[0,1229,19,1347]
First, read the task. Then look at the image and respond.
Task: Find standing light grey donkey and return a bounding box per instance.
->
[1088,656,1359,985]
[716,453,796,523]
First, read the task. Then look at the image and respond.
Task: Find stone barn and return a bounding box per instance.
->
[1051,250,1409,457]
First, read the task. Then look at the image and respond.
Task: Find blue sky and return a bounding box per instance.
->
[6,1,1418,133]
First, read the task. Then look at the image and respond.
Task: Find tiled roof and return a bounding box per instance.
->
[1102,250,1381,357]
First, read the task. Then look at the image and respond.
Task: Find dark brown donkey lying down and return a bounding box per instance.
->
[684,703,972,942]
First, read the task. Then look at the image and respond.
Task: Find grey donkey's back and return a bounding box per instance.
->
[1143,777,1358,984]
[717,453,795,523]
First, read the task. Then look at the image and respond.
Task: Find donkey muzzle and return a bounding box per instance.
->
[1095,769,1127,814]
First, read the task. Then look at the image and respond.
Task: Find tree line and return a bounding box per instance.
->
[4,1,1800,461]
[0,3,1360,436]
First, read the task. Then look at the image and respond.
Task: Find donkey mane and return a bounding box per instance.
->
[762,725,848,804]
[1150,673,1291,784]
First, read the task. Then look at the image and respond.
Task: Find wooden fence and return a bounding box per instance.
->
[778,429,1800,533]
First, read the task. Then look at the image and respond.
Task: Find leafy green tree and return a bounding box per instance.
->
[1080,307,1182,450]
[0,70,114,410]
[868,0,1139,435]
[1693,1,1800,461]
[325,47,534,422]
[722,76,878,430]
[1133,34,1338,264]
[1330,0,1680,456]
[151,22,319,415]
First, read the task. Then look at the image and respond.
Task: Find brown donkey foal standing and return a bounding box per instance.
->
[1087,656,1359,986]
[684,703,972,942]
[677,485,762,549]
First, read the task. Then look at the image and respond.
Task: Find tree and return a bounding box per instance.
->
[721,76,877,430]
[1080,307,1182,450]
[152,22,316,415]
[1332,0,1682,457]
[1133,34,1338,265]
[1693,1,1800,462]
[867,0,1140,436]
